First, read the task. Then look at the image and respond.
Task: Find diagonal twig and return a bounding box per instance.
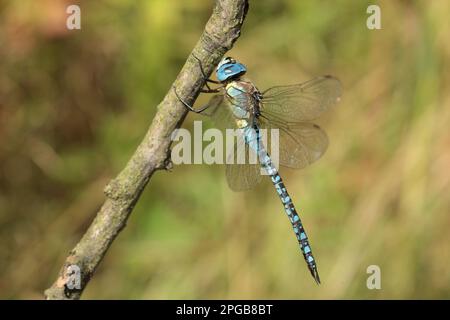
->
[44,0,249,300]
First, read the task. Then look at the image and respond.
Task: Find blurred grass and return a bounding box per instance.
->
[1,0,450,299]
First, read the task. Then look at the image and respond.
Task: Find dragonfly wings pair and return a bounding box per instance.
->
[202,76,341,191]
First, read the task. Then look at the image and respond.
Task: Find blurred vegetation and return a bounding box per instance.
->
[1,0,450,299]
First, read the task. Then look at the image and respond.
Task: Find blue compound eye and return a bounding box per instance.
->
[216,60,247,82]
[216,57,234,71]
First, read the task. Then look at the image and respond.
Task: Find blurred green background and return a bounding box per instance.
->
[1,0,449,299]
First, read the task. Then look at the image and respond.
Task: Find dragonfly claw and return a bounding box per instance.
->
[173,86,211,114]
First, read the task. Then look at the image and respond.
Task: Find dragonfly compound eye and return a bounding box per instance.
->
[216,60,247,82]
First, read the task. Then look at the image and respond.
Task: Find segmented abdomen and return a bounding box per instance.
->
[243,125,321,284]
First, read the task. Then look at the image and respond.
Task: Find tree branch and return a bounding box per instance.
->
[44,0,249,300]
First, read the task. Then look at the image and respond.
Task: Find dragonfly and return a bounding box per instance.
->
[174,56,342,284]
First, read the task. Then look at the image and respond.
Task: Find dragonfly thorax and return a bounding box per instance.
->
[236,119,249,129]
[224,80,262,127]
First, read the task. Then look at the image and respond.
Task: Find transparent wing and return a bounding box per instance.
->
[261,76,342,122]
[201,94,262,191]
[225,133,262,191]
[200,95,235,132]
[258,115,329,169]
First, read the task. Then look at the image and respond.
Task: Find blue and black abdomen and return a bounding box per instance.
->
[243,125,321,284]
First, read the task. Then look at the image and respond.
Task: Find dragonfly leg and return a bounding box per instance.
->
[173,86,211,114]
[200,88,220,93]
[173,54,224,113]
[191,53,220,91]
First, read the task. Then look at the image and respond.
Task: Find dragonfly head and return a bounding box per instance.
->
[216,57,247,82]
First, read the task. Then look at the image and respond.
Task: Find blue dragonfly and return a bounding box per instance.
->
[175,56,341,284]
